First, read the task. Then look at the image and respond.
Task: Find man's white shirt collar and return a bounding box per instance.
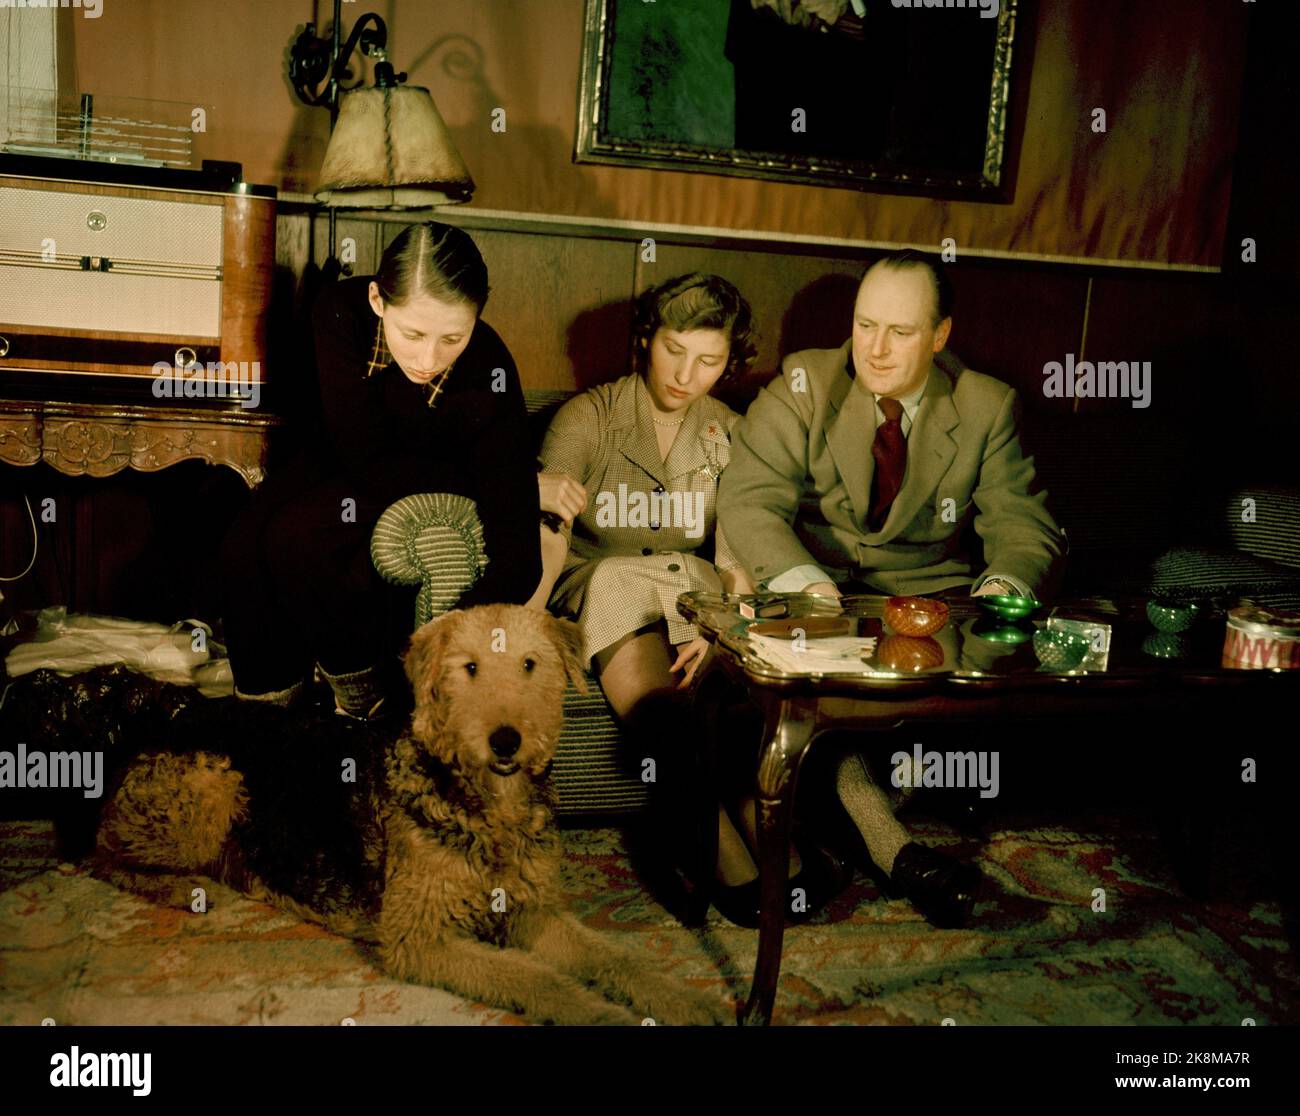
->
[867,380,927,437]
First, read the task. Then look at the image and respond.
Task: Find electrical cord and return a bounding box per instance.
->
[0,494,38,582]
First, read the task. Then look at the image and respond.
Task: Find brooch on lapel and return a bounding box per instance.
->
[696,442,723,482]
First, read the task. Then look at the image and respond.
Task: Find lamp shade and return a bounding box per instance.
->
[315,85,474,208]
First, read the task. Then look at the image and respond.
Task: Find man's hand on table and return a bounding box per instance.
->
[971,577,1023,599]
[802,581,842,599]
[800,581,845,612]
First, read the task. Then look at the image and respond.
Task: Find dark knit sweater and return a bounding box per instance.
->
[310,276,541,607]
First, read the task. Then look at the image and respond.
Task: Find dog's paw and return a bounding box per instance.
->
[532,992,641,1027]
[634,981,735,1027]
[588,1002,645,1027]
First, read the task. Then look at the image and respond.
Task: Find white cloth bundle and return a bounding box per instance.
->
[3,608,227,691]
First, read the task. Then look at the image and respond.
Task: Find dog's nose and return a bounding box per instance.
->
[489,726,521,758]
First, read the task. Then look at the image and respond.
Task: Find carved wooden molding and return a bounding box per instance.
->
[0,412,42,467]
[0,402,276,488]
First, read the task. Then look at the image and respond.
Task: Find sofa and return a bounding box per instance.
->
[369,390,1300,818]
[1023,411,1300,610]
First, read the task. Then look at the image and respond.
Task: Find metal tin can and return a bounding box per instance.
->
[1221,607,1300,670]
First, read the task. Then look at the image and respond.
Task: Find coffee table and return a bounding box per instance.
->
[677,591,1300,1026]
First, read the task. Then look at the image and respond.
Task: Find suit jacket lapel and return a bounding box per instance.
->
[877,363,959,538]
[825,348,876,530]
[617,375,669,489]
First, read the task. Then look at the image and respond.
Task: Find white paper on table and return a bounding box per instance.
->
[746,634,880,675]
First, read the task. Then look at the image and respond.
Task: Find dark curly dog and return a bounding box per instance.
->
[91,605,729,1026]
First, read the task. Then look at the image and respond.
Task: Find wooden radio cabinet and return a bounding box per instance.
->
[0,156,278,487]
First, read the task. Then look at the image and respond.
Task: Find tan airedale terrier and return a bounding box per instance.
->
[92,605,730,1026]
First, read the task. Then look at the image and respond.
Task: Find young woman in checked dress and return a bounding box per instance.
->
[530,274,838,926]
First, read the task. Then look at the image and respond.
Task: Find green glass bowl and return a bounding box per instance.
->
[979,593,1039,622]
[1146,599,1200,633]
[970,617,1034,644]
[1033,628,1090,670]
[1142,631,1193,660]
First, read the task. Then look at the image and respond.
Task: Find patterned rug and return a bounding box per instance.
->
[1,812,1294,1026]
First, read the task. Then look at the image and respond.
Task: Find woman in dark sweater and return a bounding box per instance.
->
[219,223,541,716]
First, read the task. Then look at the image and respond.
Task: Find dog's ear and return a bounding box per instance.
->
[404,612,459,698]
[548,616,589,694]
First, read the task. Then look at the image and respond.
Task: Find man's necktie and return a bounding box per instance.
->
[868,396,906,531]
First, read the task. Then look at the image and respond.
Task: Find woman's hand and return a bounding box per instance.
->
[538,472,588,525]
[670,637,712,689]
[720,565,756,595]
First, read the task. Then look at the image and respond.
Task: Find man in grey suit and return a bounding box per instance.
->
[717,249,1065,926]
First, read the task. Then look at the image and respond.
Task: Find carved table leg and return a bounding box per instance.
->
[741,694,818,1027]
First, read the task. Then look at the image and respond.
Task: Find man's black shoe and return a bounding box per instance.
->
[927,789,994,838]
[889,842,981,929]
[787,839,852,923]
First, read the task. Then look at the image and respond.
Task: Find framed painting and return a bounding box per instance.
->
[575,0,1032,200]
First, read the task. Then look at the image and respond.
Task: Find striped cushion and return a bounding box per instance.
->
[1064,544,1300,600]
[1224,485,1300,569]
[524,389,573,415]
[1147,546,1300,592]
[1144,547,1300,611]
[371,493,488,626]
[550,684,650,814]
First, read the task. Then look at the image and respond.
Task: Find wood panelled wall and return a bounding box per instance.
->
[274,206,1298,426]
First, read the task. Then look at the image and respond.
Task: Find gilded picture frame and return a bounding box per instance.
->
[575,0,1030,201]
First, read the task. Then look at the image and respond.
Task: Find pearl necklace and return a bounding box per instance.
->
[652,415,685,427]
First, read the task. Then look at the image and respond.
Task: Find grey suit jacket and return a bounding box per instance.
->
[717,343,1066,598]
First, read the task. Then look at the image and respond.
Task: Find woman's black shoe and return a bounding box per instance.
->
[625,689,719,914]
[711,840,851,929]
[710,879,762,929]
[889,842,981,928]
